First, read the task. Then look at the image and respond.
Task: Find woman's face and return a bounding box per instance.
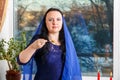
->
[45,11,63,33]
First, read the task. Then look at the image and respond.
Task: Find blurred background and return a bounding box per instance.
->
[14,0,113,77]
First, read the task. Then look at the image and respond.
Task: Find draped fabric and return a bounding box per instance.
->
[22,17,82,80]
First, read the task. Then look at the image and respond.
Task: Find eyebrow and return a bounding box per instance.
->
[48,17,61,18]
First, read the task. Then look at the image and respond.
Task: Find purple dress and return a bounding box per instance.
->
[17,35,64,80]
[34,42,63,80]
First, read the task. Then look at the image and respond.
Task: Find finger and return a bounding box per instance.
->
[41,39,48,42]
[41,40,48,45]
[40,39,48,44]
[43,39,48,43]
[38,39,47,47]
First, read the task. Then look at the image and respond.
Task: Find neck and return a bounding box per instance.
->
[48,33,60,45]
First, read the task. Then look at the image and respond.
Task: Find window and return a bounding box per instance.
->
[14,0,114,79]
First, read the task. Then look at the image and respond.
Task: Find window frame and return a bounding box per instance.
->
[12,0,119,80]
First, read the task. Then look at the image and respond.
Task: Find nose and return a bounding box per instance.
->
[53,19,56,25]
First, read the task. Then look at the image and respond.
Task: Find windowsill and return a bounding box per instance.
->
[20,74,112,80]
[82,76,112,80]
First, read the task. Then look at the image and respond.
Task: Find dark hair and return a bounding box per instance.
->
[39,8,65,54]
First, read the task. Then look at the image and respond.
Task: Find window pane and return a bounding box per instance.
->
[14,0,113,77]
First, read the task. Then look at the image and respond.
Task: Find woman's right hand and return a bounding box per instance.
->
[19,38,48,63]
[29,39,48,50]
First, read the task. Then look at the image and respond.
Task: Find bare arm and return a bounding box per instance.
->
[19,39,47,63]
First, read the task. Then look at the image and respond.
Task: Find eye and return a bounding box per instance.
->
[48,18,53,21]
[57,18,61,21]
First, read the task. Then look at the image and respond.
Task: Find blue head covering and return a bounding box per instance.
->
[22,9,82,80]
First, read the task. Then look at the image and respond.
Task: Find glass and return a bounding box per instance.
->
[14,0,113,77]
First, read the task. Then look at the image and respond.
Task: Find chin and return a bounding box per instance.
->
[50,30,59,33]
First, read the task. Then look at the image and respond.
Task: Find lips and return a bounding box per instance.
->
[52,26,58,28]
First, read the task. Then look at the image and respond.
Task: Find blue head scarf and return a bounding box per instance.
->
[22,8,82,80]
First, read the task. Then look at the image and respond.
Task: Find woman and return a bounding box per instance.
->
[17,8,82,80]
